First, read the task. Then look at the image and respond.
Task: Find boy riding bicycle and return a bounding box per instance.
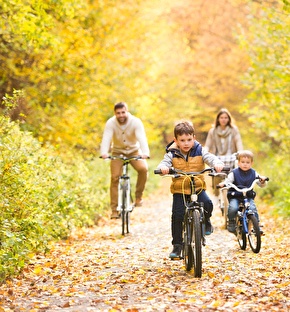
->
[218,150,268,234]
[157,121,224,259]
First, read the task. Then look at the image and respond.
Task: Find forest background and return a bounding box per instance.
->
[0,0,289,281]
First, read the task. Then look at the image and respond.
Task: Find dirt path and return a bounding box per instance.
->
[0,180,289,311]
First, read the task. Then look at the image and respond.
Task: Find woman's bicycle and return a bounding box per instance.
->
[217,176,269,253]
[210,171,228,228]
[154,167,228,277]
[101,155,142,235]
[211,153,237,229]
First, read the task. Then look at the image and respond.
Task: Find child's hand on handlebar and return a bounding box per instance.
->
[214,164,224,173]
[259,176,267,184]
[159,166,170,175]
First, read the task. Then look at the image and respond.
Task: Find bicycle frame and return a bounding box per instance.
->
[239,197,254,234]
[117,160,132,213]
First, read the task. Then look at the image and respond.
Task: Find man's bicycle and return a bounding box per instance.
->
[217,177,269,253]
[154,167,228,277]
[101,155,142,235]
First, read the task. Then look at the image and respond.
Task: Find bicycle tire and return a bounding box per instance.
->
[247,214,261,253]
[184,210,194,271]
[125,211,130,234]
[121,184,126,235]
[192,209,202,277]
[126,180,132,234]
[222,191,229,230]
[236,216,246,250]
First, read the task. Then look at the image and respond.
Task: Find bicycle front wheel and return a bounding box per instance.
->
[125,211,130,234]
[192,209,202,277]
[247,214,261,253]
[121,185,127,235]
[236,216,247,250]
[184,211,194,271]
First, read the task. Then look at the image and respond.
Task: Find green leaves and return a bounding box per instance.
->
[0,113,109,281]
[238,1,290,215]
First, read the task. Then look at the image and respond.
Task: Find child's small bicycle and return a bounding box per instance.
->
[154,167,229,277]
[217,176,269,253]
[101,155,142,235]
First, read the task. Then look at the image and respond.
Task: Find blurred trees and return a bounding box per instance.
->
[0,0,289,209]
[238,1,290,214]
[1,0,252,152]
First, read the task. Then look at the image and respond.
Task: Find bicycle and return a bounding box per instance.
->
[154,167,229,277]
[101,155,142,235]
[211,153,237,229]
[210,171,228,229]
[217,176,269,253]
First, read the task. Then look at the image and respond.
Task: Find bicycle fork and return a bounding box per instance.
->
[117,176,132,212]
[188,203,206,247]
[239,199,255,234]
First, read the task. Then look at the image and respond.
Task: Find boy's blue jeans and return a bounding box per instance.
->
[228,198,259,221]
[171,191,213,245]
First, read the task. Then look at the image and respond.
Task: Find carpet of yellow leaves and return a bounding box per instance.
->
[0,180,289,311]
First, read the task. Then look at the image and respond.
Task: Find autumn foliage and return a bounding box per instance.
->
[0,0,289,282]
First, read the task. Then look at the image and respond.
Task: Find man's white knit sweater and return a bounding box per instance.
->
[101,112,150,156]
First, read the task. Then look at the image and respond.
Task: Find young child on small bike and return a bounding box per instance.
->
[157,121,224,259]
[218,150,268,234]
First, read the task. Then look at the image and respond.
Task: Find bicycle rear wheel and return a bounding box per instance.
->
[184,211,194,271]
[192,209,202,277]
[236,216,246,250]
[247,214,261,253]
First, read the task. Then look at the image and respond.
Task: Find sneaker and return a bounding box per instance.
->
[110,211,120,219]
[134,198,143,207]
[205,220,213,235]
[227,219,236,234]
[169,244,182,259]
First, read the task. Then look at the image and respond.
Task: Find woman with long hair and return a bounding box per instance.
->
[205,108,243,206]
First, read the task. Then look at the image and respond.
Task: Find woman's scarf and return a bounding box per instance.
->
[213,126,233,155]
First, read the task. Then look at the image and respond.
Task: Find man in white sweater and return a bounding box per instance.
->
[100,102,150,219]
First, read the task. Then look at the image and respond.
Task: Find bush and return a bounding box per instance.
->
[0,115,109,282]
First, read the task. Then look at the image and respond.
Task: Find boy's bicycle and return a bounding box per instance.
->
[217,176,269,253]
[154,167,229,277]
[101,155,142,235]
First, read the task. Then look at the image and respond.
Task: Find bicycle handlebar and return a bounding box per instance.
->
[217,177,269,192]
[100,155,144,161]
[154,166,231,177]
